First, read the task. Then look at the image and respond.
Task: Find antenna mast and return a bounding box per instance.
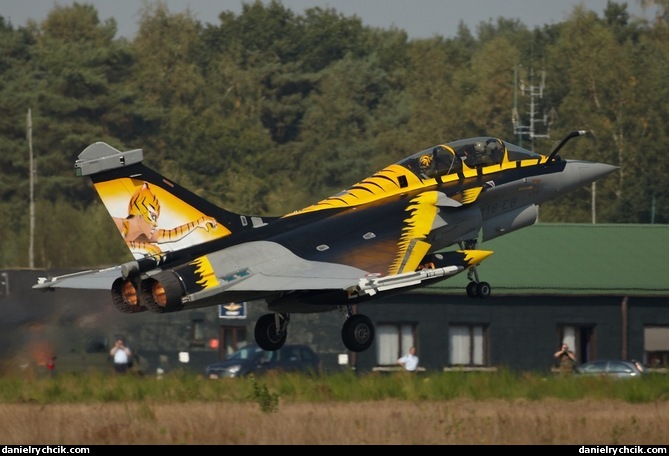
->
[512,66,554,148]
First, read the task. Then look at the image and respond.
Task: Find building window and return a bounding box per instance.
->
[449,324,488,366]
[191,317,205,346]
[375,323,417,366]
[557,324,595,363]
[644,326,669,368]
[0,272,8,297]
[218,325,247,359]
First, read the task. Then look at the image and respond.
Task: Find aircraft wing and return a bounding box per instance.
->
[34,267,123,290]
[211,241,369,292]
[33,243,365,293]
[34,241,491,312]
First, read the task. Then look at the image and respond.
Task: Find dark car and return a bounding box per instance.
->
[575,360,644,379]
[205,344,321,378]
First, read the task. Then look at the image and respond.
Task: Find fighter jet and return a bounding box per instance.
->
[34,130,617,352]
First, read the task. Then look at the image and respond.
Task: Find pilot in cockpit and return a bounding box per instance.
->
[484,138,504,164]
[461,139,504,168]
[463,141,486,167]
[417,146,459,178]
[419,153,434,178]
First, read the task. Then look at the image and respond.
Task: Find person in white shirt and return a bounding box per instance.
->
[110,338,132,374]
[397,346,419,372]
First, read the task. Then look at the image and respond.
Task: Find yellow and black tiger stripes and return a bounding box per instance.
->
[156,216,218,243]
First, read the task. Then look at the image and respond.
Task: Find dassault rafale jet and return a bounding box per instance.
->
[34,130,617,352]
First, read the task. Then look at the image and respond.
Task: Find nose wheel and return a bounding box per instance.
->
[466,280,491,298]
[461,239,491,299]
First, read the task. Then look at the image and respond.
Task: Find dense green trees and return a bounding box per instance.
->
[1,0,668,268]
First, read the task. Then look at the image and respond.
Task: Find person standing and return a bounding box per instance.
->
[110,338,132,374]
[554,343,577,374]
[46,354,56,378]
[397,346,419,372]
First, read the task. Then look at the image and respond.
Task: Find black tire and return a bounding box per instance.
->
[476,281,491,299]
[254,313,287,351]
[466,281,478,298]
[342,314,375,352]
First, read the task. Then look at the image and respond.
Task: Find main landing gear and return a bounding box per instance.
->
[461,239,491,299]
[254,312,289,351]
[340,305,375,352]
[254,305,375,353]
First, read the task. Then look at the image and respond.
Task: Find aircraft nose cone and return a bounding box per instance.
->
[560,160,618,192]
[574,162,619,183]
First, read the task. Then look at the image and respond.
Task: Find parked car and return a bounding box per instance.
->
[575,360,644,378]
[205,344,321,378]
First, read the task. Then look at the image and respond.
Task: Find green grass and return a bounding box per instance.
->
[1,368,668,406]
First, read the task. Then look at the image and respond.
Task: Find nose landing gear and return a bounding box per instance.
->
[461,239,491,299]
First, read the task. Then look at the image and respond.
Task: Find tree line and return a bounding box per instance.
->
[1,0,667,269]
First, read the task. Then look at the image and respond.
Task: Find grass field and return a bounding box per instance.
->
[1,369,668,444]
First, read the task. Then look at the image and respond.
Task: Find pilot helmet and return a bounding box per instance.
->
[419,154,432,169]
[486,138,502,153]
[473,141,486,154]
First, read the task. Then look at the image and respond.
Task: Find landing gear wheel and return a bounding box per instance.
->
[254,313,287,351]
[476,281,491,299]
[466,281,478,298]
[342,314,375,352]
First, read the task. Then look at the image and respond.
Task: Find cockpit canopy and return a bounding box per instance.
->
[398,136,543,179]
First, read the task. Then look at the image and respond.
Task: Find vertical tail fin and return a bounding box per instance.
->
[76,142,274,260]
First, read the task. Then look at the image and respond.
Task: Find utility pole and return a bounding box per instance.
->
[27,108,35,268]
[512,66,555,149]
[592,182,596,224]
